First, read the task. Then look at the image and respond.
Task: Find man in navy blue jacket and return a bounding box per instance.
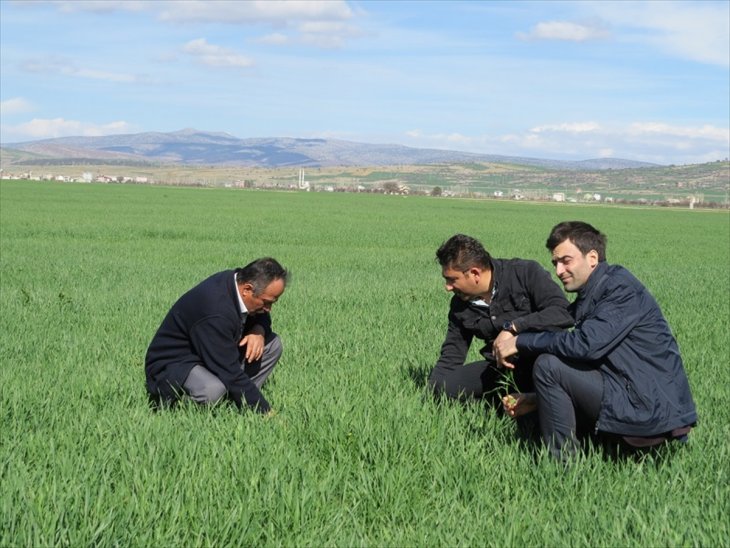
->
[494,222,697,459]
[145,258,287,414]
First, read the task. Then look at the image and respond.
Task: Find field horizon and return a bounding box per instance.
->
[2,157,729,205]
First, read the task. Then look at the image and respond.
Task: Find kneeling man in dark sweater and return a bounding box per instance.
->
[145,258,287,414]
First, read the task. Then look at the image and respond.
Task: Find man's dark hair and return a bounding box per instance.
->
[436,234,492,271]
[236,257,288,295]
[546,221,607,262]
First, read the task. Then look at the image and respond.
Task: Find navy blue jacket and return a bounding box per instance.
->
[517,262,697,437]
[145,270,272,412]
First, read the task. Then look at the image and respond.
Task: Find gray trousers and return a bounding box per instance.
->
[182,333,283,405]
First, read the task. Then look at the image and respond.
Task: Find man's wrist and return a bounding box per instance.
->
[502,320,518,334]
[247,325,266,336]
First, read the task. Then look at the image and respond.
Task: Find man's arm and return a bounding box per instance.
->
[434,309,473,369]
[510,263,573,333]
[245,312,272,336]
[239,312,273,362]
[191,317,271,413]
[517,280,642,361]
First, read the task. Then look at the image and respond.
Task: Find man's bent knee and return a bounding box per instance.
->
[427,366,449,396]
[183,365,227,405]
[265,334,283,362]
[195,382,227,404]
[533,353,562,385]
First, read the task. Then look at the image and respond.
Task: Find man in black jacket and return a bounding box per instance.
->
[428,234,573,402]
[495,222,697,459]
[145,258,287,414]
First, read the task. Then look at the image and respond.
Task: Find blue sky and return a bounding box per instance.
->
[1,0,728,164]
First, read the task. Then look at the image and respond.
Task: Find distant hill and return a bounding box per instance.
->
[1,128,659,170]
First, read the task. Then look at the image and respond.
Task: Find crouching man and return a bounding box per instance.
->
[428,234,573,404]
[494,222,697,459]
[145,258,288,414]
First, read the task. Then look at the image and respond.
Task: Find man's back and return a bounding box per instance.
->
[584,263,696,435]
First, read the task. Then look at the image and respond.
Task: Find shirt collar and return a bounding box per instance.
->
[470,280,497,307]
[234,273,248,315]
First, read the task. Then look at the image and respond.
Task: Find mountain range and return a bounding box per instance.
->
[1,128,659,170]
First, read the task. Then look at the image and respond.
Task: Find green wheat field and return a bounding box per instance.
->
[1,180,728,546]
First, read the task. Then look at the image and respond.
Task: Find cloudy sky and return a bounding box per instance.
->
[1,0,728,164]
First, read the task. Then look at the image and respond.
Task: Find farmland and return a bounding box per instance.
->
[2,159,728,204]
[1,180,729,546]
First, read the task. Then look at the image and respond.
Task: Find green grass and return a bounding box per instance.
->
[1,180,729,546]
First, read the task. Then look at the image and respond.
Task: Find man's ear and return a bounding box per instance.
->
[587,250,600,268]
[467,267,482,280]
[239,282,255,295]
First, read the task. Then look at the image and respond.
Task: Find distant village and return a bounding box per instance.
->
[1,168,720,209]
[1,170,151,185]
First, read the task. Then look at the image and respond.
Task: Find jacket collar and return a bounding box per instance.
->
[228,270,248,320]
[490,258,501,285]
[578,261,609,298]
[572,261,610,319]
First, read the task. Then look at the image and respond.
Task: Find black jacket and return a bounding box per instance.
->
[436,258,573,370]
[145,270,272,412]
[517,262,697,436]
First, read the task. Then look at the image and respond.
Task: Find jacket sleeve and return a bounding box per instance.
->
[517,279,641,362]
[190,316,271,413]
[244,312,272,336]
[434,307,473,369]
[511,264,574,333]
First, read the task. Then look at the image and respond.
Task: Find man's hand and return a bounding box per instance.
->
[502,392,537,418]
[239,326,265,362]
[493,330,519,369]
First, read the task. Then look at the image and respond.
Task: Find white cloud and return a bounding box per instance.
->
[4,118,133,140]
[251,20,363,49]
[628,122,730,142]
[0,97,35,115]
[73,68,137,83]
[517,3,729,66]
[518,20,610,42]
[256,33,290,46]
[401,121,730,165]
[15,0,148,13]
[159,0,361,48]
[297,20,362,48]
[20,57,138,83]
[20,0,362,49]
[589,1,730,67]
[16,0,354,21]
[531,122,602,134]
[182,38,254,69]
[157,0,353,24]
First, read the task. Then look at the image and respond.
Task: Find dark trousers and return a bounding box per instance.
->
[533,353,603,460]
[428,358,534,403]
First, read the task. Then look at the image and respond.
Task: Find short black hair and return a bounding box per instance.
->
[546,221,607,262]
[436,234,492,271]
[235,257,288,295]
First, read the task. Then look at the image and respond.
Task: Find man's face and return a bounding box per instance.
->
[442,266,483,301]
[240,278,286,314]
[551,239,599,292]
